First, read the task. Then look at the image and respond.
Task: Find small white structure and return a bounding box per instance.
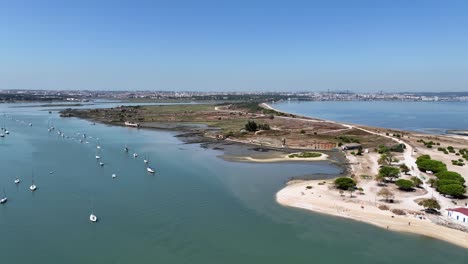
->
[446,208,468,225]
[124,121,139,127]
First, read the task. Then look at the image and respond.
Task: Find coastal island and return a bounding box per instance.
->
[60,101,468,249]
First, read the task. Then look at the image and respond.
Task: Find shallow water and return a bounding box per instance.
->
[0,102,467,263]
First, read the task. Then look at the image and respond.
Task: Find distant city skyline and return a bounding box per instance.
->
[1,0,468,92]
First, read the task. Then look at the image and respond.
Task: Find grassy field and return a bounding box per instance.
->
[138,104,214,114]
[61,102,396,151]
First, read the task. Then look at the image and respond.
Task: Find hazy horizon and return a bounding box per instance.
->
[2,0,468,92]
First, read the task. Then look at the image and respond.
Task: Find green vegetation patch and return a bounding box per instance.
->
[334,177,356,190]
[417,139,440,148]
[395,179,415,191]
[415,155,447,173]
[288,152,322,158]
[437,184,465,198]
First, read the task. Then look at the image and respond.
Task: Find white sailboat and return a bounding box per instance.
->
[99,162,104,166]
[90,200,98,222]
[95,149,101,160]
[143,154,149,164]
[133,153,138,158]
[124,145,129,152]
[147,166,155,173]
[112,173,117,178]
[90,214,97,222]
[0,189,7,204]
[30,170,37,191]
[14,177,20,184]
[30,179,37,191]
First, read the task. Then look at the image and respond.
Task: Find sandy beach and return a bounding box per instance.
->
[265,102,468,249]
[225,152,329,163]
[277,180,468,249]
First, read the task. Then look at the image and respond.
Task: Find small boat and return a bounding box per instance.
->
[0,189,7,204]
[124,121,139,127]
[147,167,155,173]
[30,181,37,191]
[97,145,101,149]
[30,172,37,191]
[99,162,104,166]
[90,199,98,222]
[28,123,32,126]
[0,133,4,138]
[14,177,20,184]
[95,155,101,159]
[124,145,128,152]
[90,214,98,222]
[133,153,138,158]
[112,173,117,178]
[143,154,148,164]
[5,130,9,134]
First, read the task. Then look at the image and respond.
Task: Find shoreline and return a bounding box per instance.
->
[276,179,468,249]
[263,102,468,140]
[264,103,468,249]
[223,152,329,163]
[60,102,468,248]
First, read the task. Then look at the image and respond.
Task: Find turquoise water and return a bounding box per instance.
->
[0,102,467,263]
[274,101,468,133]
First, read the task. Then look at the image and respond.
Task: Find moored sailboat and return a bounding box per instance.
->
[147,166,155,173]
[30,180,37,191]
[90,200,98,222]
[0,189,7,204]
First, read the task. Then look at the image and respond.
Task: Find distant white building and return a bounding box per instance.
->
[446,208,468,225]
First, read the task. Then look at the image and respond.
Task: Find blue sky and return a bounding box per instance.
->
[1,0,468,92]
